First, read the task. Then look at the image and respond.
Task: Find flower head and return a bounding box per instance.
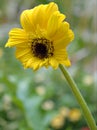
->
[5,2,74,70]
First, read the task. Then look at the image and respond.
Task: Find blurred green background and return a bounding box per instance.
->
[0,0,97,130]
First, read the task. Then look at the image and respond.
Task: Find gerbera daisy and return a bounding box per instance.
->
[5,2,74,70]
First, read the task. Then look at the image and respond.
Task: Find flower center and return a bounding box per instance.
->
[31,38,54,59]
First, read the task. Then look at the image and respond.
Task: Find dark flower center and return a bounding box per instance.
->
[34,43,48,59]
[31,38,54,59]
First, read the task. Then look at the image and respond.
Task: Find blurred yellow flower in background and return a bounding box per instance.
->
[68,108,81,122]
[35,86,46,96]
[59,106,70,118]
[5,2,74,70]
[83,75,93,86]
[51,114,65,129]
[42,100,54,111]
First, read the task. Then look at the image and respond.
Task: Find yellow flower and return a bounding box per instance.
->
[68,108,81,122]
[51,114,65,129]
[5,2,74,70]
[59,106,70,118]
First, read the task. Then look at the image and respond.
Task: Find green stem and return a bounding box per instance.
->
[59,64,97,130]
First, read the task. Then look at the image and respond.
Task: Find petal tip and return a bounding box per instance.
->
[5,43,10,47]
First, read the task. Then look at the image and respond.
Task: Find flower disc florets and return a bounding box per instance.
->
[31,38,54,59]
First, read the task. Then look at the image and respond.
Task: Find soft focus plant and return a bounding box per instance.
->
[0,0,96,130]
[5,2,97,130]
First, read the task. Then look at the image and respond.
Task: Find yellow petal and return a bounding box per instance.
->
[47,11,66,39]
[20,9,36,32]
[49,57,59,69]
[54,49,68,59]
[32,60,42,71]
[32,2,58,29]
[62,59,71,67]
[42,2,58,27]
[20,2,58,32]
[25,57,48,70]
[45,2,58,15]
[54,49,71,67]
[51,22,70,41]
[5,28,28,47]
[54,29,74,50]
[15,47,31,59]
